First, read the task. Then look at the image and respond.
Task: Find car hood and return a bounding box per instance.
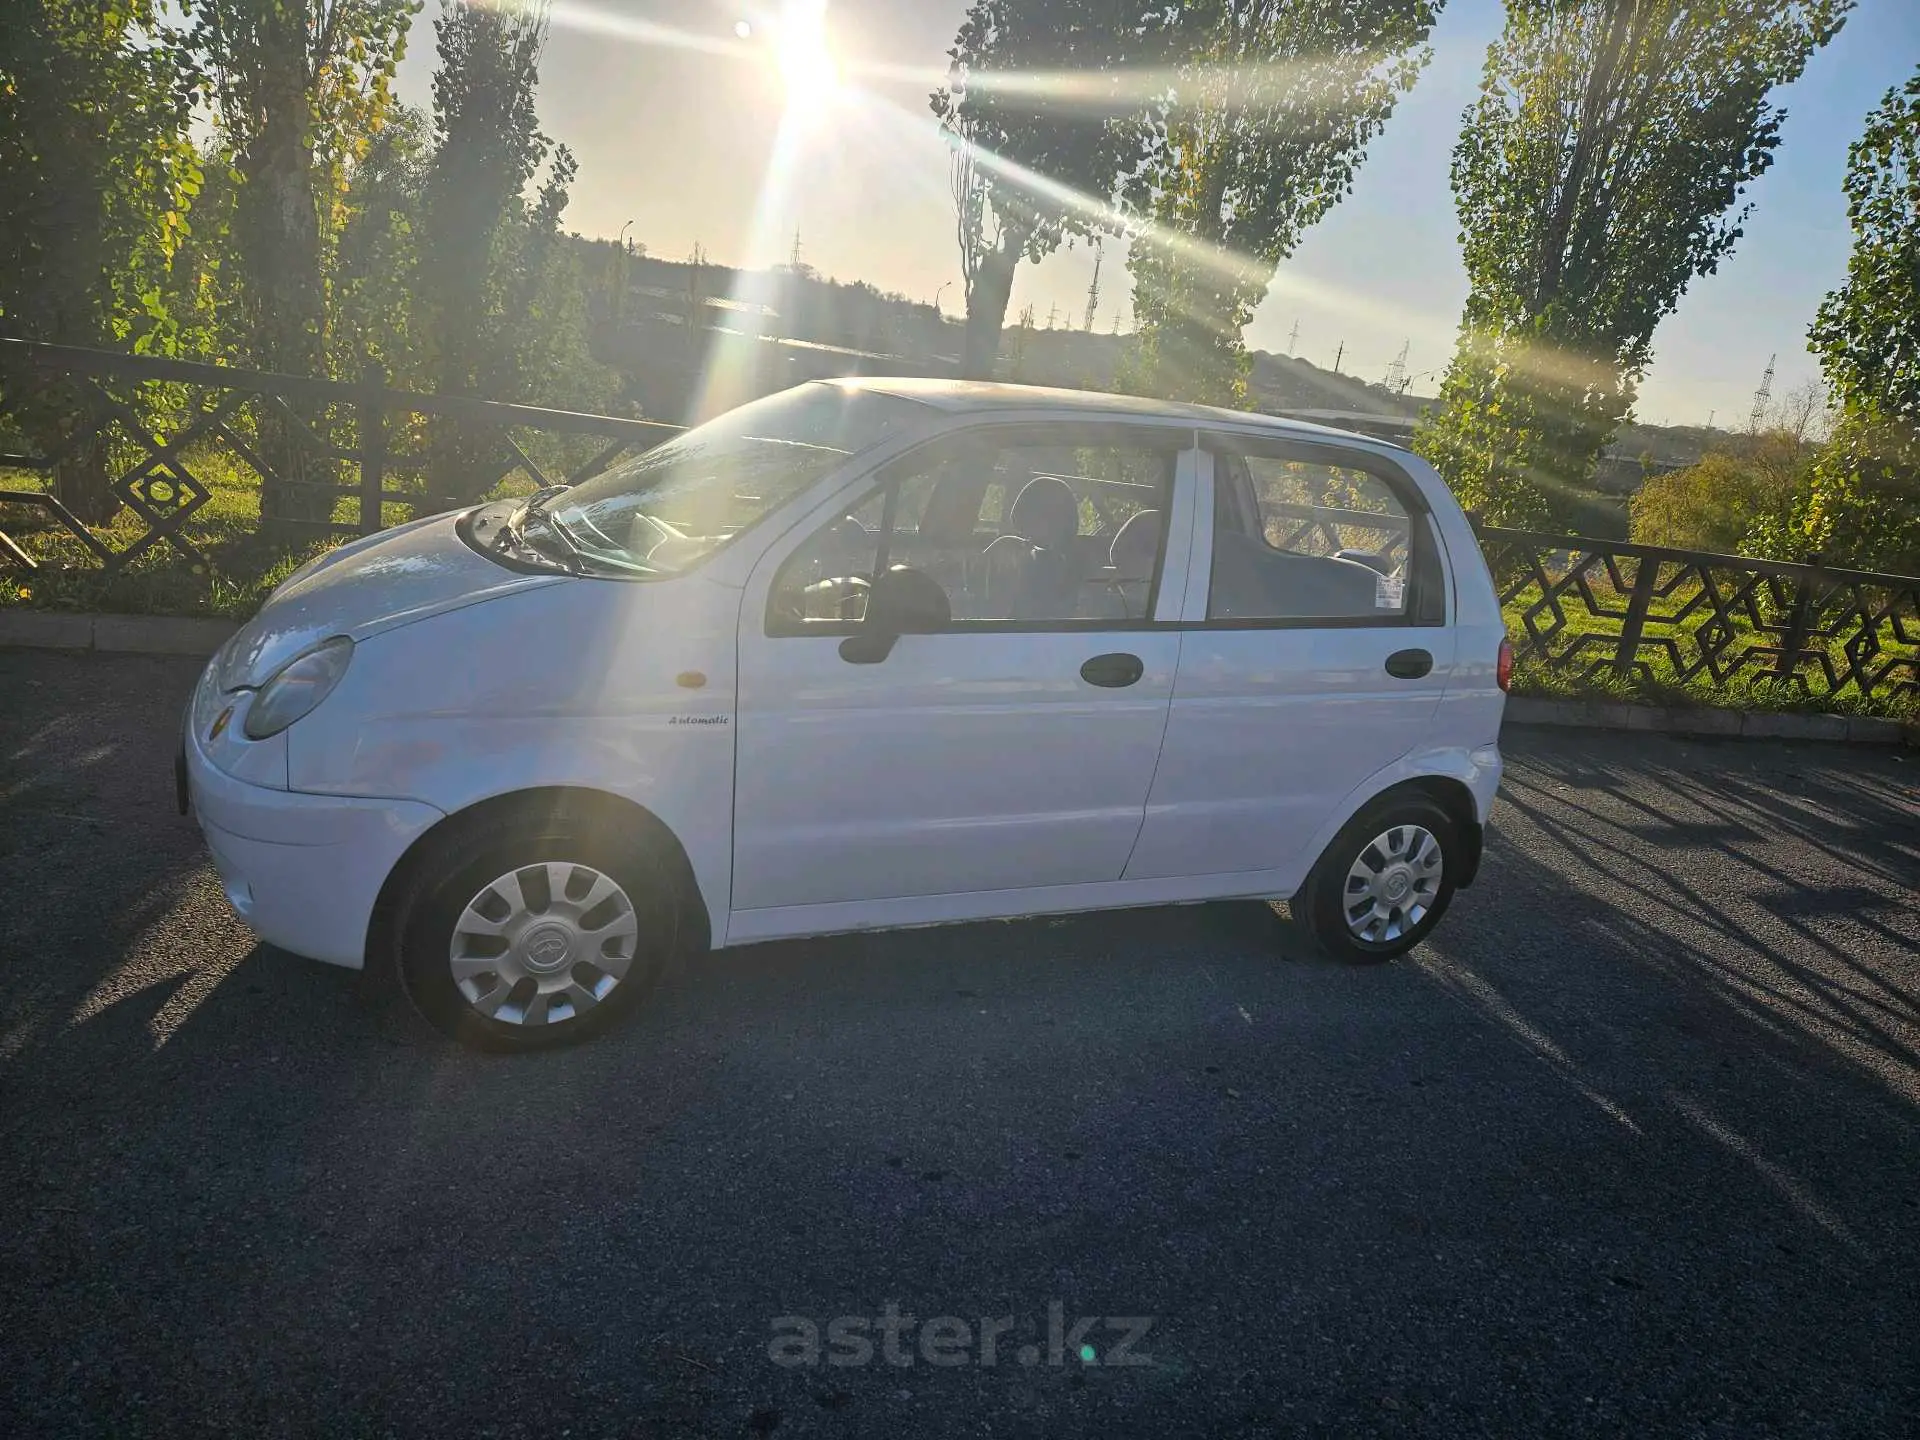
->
[218,508,563,689]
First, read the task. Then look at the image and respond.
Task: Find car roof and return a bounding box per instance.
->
[821,376,1387,446]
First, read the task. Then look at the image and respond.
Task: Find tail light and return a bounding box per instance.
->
[1497,637,1514,693]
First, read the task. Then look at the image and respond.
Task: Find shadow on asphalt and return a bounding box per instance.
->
[2,649,1917,1436]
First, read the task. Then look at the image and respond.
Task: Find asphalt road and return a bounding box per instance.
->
[2,647,1918,1439]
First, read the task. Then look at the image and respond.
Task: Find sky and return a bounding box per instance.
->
[396,0,1920,427]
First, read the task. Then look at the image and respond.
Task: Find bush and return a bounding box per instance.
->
[1801,411,1920,576]
[1629,436,1808,556]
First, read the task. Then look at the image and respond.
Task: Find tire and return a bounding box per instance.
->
[1295,793,1460,964]
[389,803,677,1052]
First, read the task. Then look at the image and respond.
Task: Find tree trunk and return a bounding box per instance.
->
[51,429,117,527]
[960,231,1025,380]
[238,48,334,533]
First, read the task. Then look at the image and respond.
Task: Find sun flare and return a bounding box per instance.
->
[776,1,839,108]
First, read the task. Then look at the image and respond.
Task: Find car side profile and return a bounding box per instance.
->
[179,379,1510,1050]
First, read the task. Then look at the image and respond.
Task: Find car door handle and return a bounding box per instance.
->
[1384,648,1433,680]
[1080,652,1145,688]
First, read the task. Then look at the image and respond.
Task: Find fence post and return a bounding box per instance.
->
[1773,552,1822,684]
[356,362,387,535]
[1614,553,1660,677]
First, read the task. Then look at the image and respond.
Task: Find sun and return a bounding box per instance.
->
[775,1,840,108]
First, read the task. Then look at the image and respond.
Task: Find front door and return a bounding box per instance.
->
[1125,439,1456,888]
[731,423,1196,914]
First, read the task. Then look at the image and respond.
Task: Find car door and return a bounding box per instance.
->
[731,421,1199,915]
[1124,437,1455,887]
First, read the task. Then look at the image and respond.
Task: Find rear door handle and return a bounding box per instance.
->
[1080,652,1144,688]
[1384,648,1433,680]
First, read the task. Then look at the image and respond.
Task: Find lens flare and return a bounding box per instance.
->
[776,1,839,108]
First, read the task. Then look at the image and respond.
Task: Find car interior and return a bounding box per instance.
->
[773,443,1423,630]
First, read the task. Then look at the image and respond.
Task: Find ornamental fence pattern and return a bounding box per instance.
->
[0,337,677,575]
[3,337,1916,700]
[1475,526,1918,699]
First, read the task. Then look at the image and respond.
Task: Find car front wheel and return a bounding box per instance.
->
[1295,794,1460,964]
[390,805,676,1051]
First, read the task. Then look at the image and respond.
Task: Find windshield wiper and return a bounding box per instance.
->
[512,487,605,576]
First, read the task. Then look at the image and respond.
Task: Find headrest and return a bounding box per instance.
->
[1008,476,1078,550]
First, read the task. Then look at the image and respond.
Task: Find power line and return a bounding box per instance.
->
[1082,245,1103,333]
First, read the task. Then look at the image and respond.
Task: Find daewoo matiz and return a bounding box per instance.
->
[180,379,1510,1050]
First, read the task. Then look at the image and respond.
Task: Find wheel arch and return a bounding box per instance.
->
[1303,765,1487,895]
[365,785,713,966]
[1382,775,1483,888]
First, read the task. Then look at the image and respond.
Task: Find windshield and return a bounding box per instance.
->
[527,386,926,576]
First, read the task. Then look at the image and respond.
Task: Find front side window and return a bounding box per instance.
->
[523,385,927,576]
[1208,450,1432,623]
[769,428,1181,632]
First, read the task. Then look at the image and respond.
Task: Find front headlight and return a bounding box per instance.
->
[244,636,354,740]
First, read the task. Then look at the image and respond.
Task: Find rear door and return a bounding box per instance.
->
[732,422,1199,914]
[1124,437,1454,887]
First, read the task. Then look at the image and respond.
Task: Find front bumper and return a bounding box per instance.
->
[181,689,444,970]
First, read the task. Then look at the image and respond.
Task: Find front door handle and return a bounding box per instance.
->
[1081,652,1144,688]
[1384,648,1433,680]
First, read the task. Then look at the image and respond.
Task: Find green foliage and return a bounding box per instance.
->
[1126,0,1439,405]
[1795,65,1920,577]
[189,0,421,374]
[413,0,608,498]
[187,0,421,526]
[0,0,205,520]
[0,0,204,353]
[330,104,432,382]
[1808,66,1920,424]
[933,1,1153,377]
[1629,438,1809,555]
[1416,0,1851,526]
[1797,410,1920,576]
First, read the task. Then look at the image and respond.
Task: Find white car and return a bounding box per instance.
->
[180,380,1510,1050]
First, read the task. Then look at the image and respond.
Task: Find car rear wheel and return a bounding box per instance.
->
[1294,794,1460,964]
[391,806,675,1051]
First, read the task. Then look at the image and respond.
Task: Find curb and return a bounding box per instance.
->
[0,609,237,657]
[1503,696,1916,748]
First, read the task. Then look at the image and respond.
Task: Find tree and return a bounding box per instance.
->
[0,0,202,521]
[1808,67,1920,425]
[1125,0,1439,404]
[1414,0,1851,528]
[330,103,431,385]
[415,0,598,500]
[1787,66,1920,577]
[189,0,418,523]
[932,1,1150,379]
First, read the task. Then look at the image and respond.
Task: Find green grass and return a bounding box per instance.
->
[1500,566,1920,722]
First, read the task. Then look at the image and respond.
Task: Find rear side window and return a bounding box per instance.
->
[1207,448,1442,625]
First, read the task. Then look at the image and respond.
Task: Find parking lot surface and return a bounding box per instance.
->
[2,648,1917,1437]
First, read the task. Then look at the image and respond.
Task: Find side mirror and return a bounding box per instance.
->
[839,566,950,664]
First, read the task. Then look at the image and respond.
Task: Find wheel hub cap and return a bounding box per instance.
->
[1344,825,1443,945]
[449,862,641,1027]
[520,921,575,973]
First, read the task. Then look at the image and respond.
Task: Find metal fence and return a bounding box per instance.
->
[1476,525,1919,699]
[4,337,1917,700]
[0,337,679,575]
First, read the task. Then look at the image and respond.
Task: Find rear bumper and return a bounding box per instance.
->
[182,708,442,969]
